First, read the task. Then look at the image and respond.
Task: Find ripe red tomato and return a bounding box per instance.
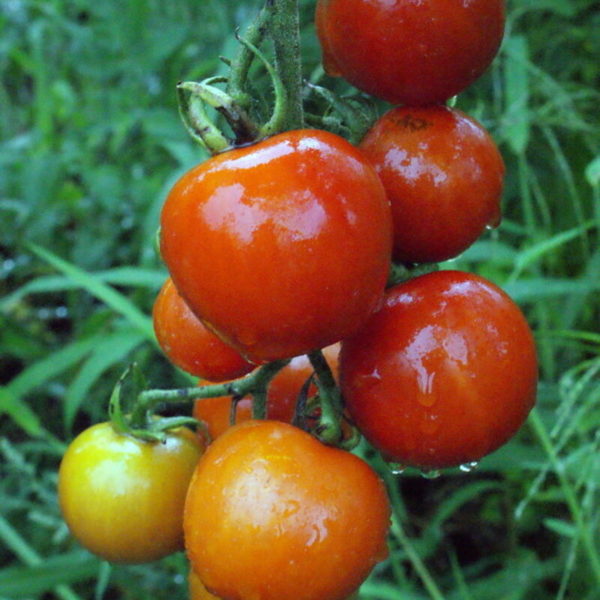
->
[193,344,340,440]
[58,422,203,563]
[340,270,538,470]
[316,0,505,105]
[160,129,392,363]
[359,106,504,264]
[184,421,390,600]
[153,277,254,381]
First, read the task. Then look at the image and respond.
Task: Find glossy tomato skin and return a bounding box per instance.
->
[58,422,203,563]
[359,106,504,263]
[316,0,505,106]
[160,129,392,363]
[193,344,340,440]
[153,277,254,381]
[184,421,390,600]
[340,271,537,470]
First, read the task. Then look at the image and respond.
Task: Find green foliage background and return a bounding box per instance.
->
[1,0,598,598]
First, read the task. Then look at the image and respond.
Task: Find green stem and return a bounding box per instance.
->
[227,4,270,107]
[308,350,342,444]
[529,408,600,584]
[134,360,290,420]
[268,0,304,130]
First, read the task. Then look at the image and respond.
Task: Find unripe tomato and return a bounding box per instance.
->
[184,421,390,600]
[316,0,505,106]
[153,277,254,381]
[340,271,537,470]
[160,129,392,363]
[359,106,504,263]
[193,344,340,440]
[58,422,203,563]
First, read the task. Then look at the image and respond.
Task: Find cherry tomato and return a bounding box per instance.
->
[153,277,254,381]
[58,422,203,563]
[160,129,392,363]
[340,270,537,470]
[316,0,505,106]
[184,421,390,600]
[359,106,504,263]
[193,344,340,440]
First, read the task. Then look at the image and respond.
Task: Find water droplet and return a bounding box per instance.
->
[388,462,406,476]
[459,461,479,473]
[420,468,441,479]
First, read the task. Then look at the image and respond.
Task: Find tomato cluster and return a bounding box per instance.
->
[57,2,539,599]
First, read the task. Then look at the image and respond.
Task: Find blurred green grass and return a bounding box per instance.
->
[1,0,599,598]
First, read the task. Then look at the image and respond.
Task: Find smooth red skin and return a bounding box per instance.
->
[359,106,504,263]
[193,344,340,441]
[316,0,505,106]
[160,129,392,363]
[184,421,390,600]
[340,271,538,470]
[153,278,254,382]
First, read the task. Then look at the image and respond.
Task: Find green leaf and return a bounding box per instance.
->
[585,156,600,187]
[543,518,576,538]
[27,244,155,341]
[0,387,44,437]
[63,330,144,430]
[503,35,530,155]
[0,553,99,596]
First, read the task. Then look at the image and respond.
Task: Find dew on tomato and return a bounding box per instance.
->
[160,129,392,363]
[340,270,537,470]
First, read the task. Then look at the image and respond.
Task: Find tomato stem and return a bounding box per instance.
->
[134,359,290,418]
[268,0,304,130]
[308,350,343,445]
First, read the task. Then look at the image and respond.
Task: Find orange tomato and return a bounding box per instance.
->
[184,421,390,600]
[153,277,254,381]
[160,129,392,363]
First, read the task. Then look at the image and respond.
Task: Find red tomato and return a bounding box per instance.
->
[153,277,255,381]
[359,106,504,263]
[160,129,392,363]
[184,421,390,600]
[316,0,505,106]
[193,344,340,440]
[340,271,537,470]
[58,423,203,564]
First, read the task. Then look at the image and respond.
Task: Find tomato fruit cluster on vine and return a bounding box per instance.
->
[58,2,538,599]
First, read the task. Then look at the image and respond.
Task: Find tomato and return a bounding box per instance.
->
[316,0,505,106]
[153,277,254,381]
[193,344,340,440]
[189,570,221,600]
[58,422,203,564]
[184,421,390,600]
[359,106,504,264]
[340,270,537,470]
[160,129,392,363]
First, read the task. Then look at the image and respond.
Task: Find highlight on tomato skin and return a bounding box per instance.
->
[359,105,505,264]
[184,420,391,600]
[58,422,203,564]
[340,270,538,470]
[160,128,393,364]
[316,0,505,106]
[193,344,340,441]
[153,277,255,382]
